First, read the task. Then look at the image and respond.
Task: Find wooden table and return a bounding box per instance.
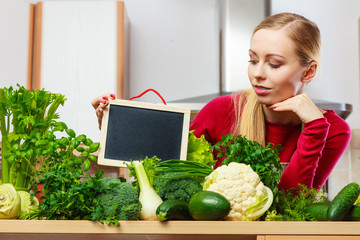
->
[1,220,360,240]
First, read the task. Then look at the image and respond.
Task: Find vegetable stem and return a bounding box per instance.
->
[1,135,9,183]
[133,161,163,220]
[134,161,153,191]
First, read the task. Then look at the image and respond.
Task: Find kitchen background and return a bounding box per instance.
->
[1,0,360,199]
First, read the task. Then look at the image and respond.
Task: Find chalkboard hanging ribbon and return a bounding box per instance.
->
[128,89,167,105]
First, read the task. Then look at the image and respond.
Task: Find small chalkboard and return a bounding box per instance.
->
[97,99,191,167]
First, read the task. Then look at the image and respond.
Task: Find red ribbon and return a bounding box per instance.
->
[128,89,167,105]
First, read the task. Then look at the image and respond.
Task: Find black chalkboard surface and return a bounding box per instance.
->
[97,99,191,167]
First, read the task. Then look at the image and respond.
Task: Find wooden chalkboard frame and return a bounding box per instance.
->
[97,99,191,167]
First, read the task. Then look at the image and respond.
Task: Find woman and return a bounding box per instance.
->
[92,13,351,191]
[189,12,351,190]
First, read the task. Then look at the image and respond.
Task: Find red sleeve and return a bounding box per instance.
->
[189,95,235,145]
[278,114,351,190]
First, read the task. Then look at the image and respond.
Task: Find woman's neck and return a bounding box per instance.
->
[262,105,302,124]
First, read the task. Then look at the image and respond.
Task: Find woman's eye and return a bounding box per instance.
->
[248,59,258,64]
[269,63,281,69]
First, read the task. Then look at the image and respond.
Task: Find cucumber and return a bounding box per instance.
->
[327,182,360,221]
[344,205,360,221]
[188,190,231,221]
[156,199,192,221]
[306,202,330,221]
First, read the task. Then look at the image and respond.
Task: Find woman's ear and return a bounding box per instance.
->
[301,61,318,83]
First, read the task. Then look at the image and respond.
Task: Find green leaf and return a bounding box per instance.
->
[75,134,87,143]
[89,155,97,162]
[35,140,48,147]
[89,142,100,153]
[83,159,91,172]
[25,148,34,159]
[65,129,76,138]
[217,133,282,190]
[75,157,83,164]
[7,155,15,167]
[81,151,89,158]
[84,138,93,147]
[76,146,85,152]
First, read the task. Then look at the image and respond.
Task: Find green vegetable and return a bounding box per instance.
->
[203,162,271,221]
[264,210,284,221]
[267,184,328,221]
[188,190,231,220]
[344,205,360,221]
[156,199,192,221]
[306,202,330,221]
[131,160,163,220]
[17,190,39,217]
[129,156,161,187]
[153,172,203,202]
[214,133,282,192]
[0,85,65,190]
[354,193,360,206]
[187,130,216,167]
[327,182,360,221]
[245,186,274,221]
[0,184,21,219]
[154,159,214,181]
[92,177,141,223]
[23,163,104,221]
[32,126,100,185]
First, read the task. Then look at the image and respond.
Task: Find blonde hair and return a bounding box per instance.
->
[232,13,321,146]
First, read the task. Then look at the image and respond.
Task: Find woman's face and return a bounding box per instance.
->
[248,28,308,106]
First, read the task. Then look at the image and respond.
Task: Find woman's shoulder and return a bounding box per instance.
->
[190,94,239,142]
[199,94,243,114]
[205,94,236,107]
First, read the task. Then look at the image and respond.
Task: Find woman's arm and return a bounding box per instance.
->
[278,115,351,190]
[270,93,351,190]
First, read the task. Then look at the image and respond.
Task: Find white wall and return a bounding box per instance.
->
[0,0,29,88]
[272,0,360,129]
[40,0,118,141]
[121,0,220,103]
[221,0,265,92]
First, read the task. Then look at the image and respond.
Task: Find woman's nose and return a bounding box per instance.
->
[253,63,266,80]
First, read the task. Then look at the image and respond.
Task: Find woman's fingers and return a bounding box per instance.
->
[91,93,115,109]
[91,93,116,129]
[271,93,324,123]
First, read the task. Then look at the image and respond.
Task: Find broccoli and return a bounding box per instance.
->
[92,177,141,221]
[153,172,203,202]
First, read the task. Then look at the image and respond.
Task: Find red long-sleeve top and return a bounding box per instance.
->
[189,95,351,190]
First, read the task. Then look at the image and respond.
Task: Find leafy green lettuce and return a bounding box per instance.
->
[186,130,215,167]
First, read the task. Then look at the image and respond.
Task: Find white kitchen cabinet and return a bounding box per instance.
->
[31,1,130,141]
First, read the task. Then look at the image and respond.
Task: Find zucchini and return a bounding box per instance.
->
[327,182,360,221]
[156,199,192,221]
[188,190,231,220]
[306,202,330,221]
[344,205,360,221]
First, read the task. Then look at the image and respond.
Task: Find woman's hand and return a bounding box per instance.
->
[270,93,324,123]
[91,93,115,129]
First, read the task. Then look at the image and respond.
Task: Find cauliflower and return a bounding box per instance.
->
[203,162,266,221]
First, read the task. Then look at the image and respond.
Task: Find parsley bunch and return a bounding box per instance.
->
[214,133,282,191]
[23,163,104,220]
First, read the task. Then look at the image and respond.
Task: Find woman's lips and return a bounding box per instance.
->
[254,85,270,95]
